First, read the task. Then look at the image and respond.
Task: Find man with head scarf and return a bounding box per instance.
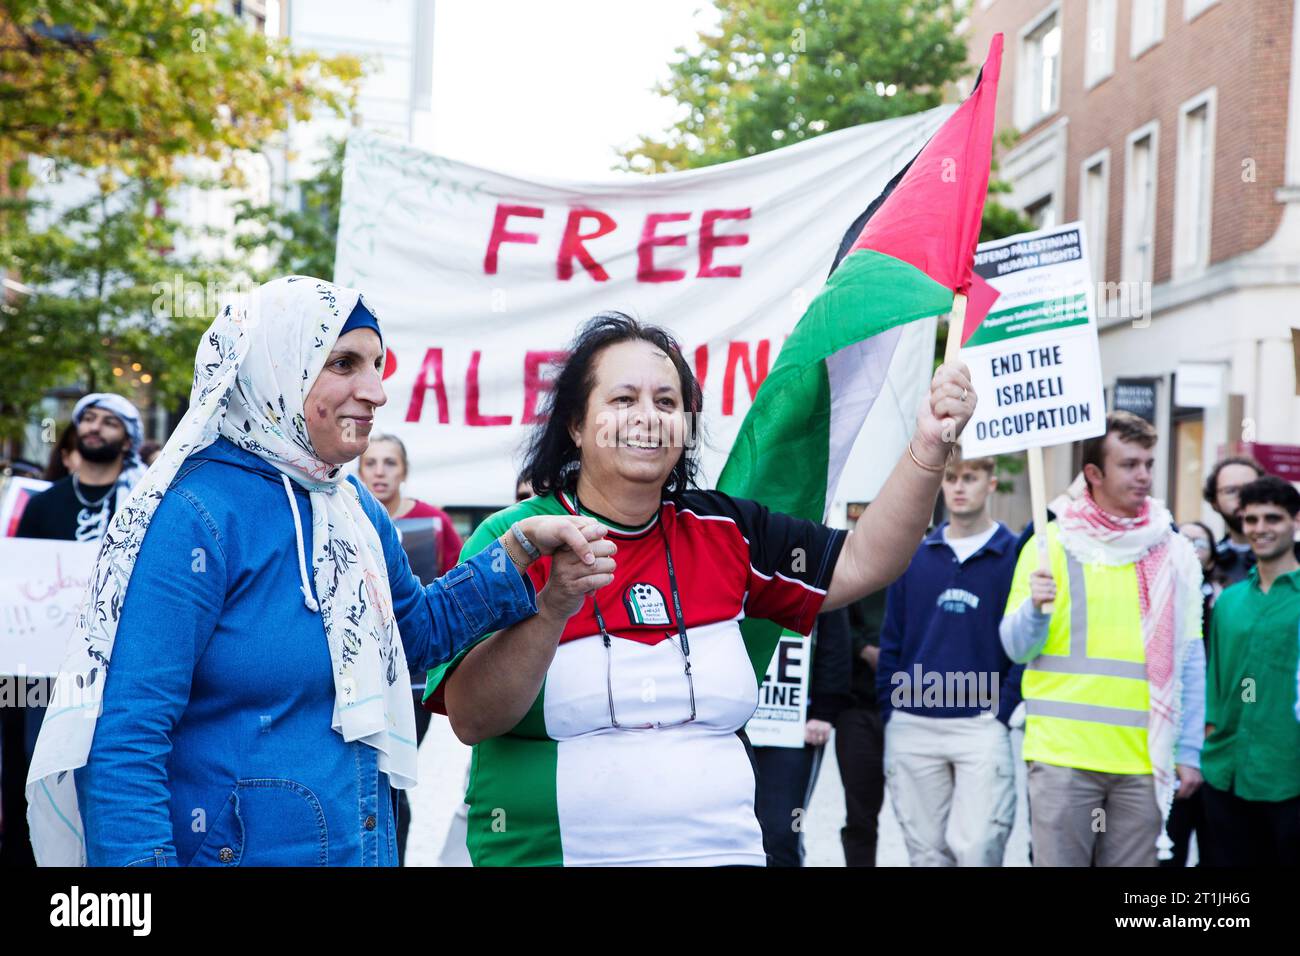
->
[15,393,146,543]
[4,394,147,866]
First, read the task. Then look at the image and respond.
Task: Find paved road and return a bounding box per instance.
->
[406,716,1034,866]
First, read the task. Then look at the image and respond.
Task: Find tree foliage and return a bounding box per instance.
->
[0,0,364,445]
[233,136,344,282]
[622,0,969,173]
[0,0,362,187]
[0,176,230,441]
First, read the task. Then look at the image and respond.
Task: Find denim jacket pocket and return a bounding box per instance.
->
[187,790,244,867]
[234,778,329,866]
[440,561,493,636]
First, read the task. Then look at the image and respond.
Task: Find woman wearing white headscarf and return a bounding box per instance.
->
[25,276,614,866]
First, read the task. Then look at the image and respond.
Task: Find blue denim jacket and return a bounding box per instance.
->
[74,437,535,866]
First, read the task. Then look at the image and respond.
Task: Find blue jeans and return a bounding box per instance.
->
[753,743,825,867]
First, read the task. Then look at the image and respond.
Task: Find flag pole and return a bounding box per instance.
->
[946,293,1054,613]
[943,293,966,366]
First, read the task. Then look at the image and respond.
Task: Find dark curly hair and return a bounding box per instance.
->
[1238,474,1300,517]
[520,312,703,500]
[1202,455,1264,506]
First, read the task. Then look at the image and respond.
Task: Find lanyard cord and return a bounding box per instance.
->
[580,495,691,664]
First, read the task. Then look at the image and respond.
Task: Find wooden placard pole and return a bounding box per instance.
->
[1026,444,1054,614]
[946,292,1055,613]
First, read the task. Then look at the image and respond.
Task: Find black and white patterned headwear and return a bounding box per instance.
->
[27,276,415,866]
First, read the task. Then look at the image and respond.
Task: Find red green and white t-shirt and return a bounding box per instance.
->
[424,489,846,867]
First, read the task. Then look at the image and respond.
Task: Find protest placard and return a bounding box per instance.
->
[748,632,810,748]
[959,222,1107,458]
[0,538,97,677]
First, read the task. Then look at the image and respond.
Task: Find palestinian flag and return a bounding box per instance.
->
[718,34,1004,676]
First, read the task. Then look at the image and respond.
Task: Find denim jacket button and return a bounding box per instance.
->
[219,847,234,863]
[364,814,377,831]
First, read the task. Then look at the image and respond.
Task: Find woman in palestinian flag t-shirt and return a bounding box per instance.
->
[424,313,974,866]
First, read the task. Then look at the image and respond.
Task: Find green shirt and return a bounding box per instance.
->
[1202,566,1300,802]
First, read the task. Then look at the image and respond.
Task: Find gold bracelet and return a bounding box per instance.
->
[499,532,528,572]
[908,440,947,474]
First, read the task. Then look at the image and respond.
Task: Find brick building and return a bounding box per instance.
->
[965,0,1300,527]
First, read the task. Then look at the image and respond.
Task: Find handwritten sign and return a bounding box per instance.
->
[0,538,98,676]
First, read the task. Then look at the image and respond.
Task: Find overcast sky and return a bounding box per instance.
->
[429,1,719,180]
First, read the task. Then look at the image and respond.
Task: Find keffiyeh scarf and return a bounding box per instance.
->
[1056,491,1202,858]
[26,276,416,866]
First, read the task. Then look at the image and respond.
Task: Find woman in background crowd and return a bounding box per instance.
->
[359,434,463,577]
[1161,519,1221,867]
[358,433,465,863]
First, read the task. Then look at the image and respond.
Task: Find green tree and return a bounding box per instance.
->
[0,175,232,442]
[0,0,362,187]
[0,0,364,447]
[622,0,969,173]
[233,136,344,281]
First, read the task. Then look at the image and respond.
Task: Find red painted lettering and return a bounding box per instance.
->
[693,344,709,389]
[636,212,691,282]
[465,350,512,426]
[483,204,544,274]
[522,350,569,424]
[556,208,617,281]
[722,340,771,415]
[698,208,751,278]
[404,348,449,424]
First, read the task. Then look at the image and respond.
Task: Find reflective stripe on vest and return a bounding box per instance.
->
[1024,553,1148,728]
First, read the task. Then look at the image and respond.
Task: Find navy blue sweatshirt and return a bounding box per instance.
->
[876,522,1023,724]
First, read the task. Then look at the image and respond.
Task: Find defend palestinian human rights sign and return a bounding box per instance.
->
[959,222,1107,457]
[333,112,953,508]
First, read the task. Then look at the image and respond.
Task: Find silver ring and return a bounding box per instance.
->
[960,387,969,402]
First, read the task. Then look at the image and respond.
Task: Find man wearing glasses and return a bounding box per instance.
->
[1203,456,1265,586]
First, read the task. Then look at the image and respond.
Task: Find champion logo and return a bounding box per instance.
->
[623,582,670,626]
[936,588,980,613]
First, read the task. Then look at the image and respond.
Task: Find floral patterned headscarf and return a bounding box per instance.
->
[27,276,416,866]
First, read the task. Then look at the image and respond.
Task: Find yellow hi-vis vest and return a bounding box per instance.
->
[1006,523,1152,775]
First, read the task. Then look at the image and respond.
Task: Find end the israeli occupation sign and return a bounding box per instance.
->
[960,222,1107,457]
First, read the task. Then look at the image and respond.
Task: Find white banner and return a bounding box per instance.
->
[334,109,953,508]
[960,222,1107,457]
[0,539,98,677]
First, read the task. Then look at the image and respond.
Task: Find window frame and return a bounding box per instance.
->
[1016,3,1063,131]
[1079,147,1111,282]
[1085,0,1117,89]
[1172,87,1218,279]
[1130,0,1167,60]
[1122,120,1161,290]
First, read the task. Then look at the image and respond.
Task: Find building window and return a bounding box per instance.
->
[1085,0,1116,88]
[1017,6,1061,129]
[1185,0,1219,21]
[1123,124,1159,292]
[1025,194,1056,230]
[1174,90,1216,278]
[1080,149,1110,282]
[1131,0,1165,58]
